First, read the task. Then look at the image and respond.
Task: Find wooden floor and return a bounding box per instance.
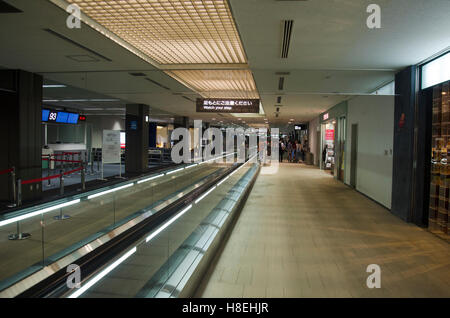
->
[196,163,450,298]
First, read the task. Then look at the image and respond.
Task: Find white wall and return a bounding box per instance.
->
[345,95,394,209]
[87,116,125,148]
[308,117,320,166]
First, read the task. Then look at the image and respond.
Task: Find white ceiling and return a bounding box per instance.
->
[1,0,449,130]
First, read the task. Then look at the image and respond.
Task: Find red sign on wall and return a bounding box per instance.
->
[325,129,335,141]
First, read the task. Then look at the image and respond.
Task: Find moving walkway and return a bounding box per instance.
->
[0,152,260,298]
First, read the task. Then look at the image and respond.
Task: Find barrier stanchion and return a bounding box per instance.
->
[54,170,70,220]
[8,179,31,240]
[90,149,94,175]
[8,221,31,240]
[84,151,88,175]
[46,154,52,187]
[7,167,16,208]
[16,178,22,207]
[81,165,86,191]
[65,154,70,178]
[59,170,64,196]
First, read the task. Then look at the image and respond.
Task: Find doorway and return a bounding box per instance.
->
[350,124,358,188]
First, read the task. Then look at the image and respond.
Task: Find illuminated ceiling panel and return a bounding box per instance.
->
[167,70,260,99]
[66,0,247,65]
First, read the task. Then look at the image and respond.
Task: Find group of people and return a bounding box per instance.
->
[279,139,306,163]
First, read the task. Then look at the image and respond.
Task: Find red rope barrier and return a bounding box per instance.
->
[63,152,82,155]
[21,166,83,185]
[0,168,13,175]
[63,167,83,176]
[22,174,61,185]
[42,158,82,163]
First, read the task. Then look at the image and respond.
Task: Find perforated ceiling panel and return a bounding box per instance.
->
[167,69,259,99]
[67,0,247,65]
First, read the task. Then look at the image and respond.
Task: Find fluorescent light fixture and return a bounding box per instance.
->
[61,99,90,102]
[0,199,80,227]
[146,205,193,243]
[422,52,450,89]
[166,167,185,175]
[87,183,133,200]
[195,186,216,204]
[185,164,198,169]
[217,176,230,187]
[43,100,60,102]
[137,174,164,184]
[43,85,66,88]
[68,246,137,298]
[90,99,120,102]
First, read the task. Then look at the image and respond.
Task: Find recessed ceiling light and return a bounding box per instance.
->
[168,69,259,99]
[43,85,66,88]
[90,99,120,102]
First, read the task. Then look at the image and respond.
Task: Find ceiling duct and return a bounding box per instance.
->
[281,20,294,58]
[182,96,194,102]
[0,1,22,13]
[145,78,170,91]
[44,29,112,62]
[278,77,285,90]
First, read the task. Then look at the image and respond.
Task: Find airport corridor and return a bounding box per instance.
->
[196,163,450,298]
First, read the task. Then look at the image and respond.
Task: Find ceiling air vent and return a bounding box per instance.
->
[129,72,146,77]
[277,96,282,104]
[145,78,170,90]
[281,20,294,58]
[0,1,22,13]
[278,77,285,90]
[182,96,194,102]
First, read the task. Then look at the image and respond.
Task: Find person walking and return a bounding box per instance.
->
[279,140,285,162]
[287,140,293,162]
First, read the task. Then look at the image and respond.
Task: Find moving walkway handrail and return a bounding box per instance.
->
[0,154,231,228]
[17,156,250,298]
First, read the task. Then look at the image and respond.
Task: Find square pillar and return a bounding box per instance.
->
[0,70,42,203]
[125,104,149,174]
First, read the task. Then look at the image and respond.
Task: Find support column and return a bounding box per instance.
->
[125,104,149,174]
[0,70,42,203]
[148,122,157,148]
[391,65,430,226]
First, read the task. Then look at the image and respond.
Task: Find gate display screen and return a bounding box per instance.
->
[42,109,50,122]
[56,111,69,123]
[67,113,79,124]
[42,109,80,124]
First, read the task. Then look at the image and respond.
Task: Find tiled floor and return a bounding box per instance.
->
[196,163,450,298]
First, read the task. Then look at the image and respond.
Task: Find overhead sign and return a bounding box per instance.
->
[42,109,79,124]
[196,98,260,113]
[102,130,121,164]
[323,113,329,121]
